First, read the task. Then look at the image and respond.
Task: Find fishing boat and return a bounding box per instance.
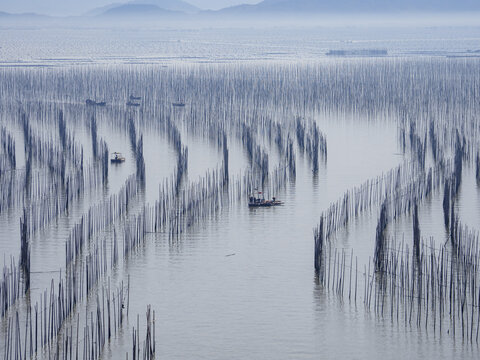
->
[129,95,141,101]
[248,190,283,207]
[110,152,125,163]
[126,101,140,107]
[86,99,107,106]
[172,102,185,107]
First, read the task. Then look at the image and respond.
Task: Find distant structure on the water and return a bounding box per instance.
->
[326,49,387,57]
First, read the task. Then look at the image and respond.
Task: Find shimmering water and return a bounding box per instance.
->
[1,25,480,66]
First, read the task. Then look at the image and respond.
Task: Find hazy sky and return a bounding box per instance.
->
[0,0,261,15]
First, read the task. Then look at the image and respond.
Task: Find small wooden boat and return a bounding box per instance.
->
[172,102,185,107]
[110,152,125,163]
[126,101,140,107]
[248,191,283,207]
[130,95,141,101]
[86,99,106,106]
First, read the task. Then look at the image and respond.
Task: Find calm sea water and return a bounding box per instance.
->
[1,25,480,66]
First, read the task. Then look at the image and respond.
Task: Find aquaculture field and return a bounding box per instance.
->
[1,58,480,359]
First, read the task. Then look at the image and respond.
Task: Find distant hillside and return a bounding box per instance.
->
[0,11,48,18]
[129,0,198,13]
[100,4,182,17]
[89,0,198,17]
[85,3,123,16]
[219,0,480,14]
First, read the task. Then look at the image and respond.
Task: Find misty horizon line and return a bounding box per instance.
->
[3,0,480,19]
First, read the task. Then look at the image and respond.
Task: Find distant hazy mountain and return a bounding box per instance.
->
[0,11,48,18]
[99,3,182,17]
[88,0,198,16]
[219,0,480,14]
[129,0,198,12]
[85,3,123,16]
